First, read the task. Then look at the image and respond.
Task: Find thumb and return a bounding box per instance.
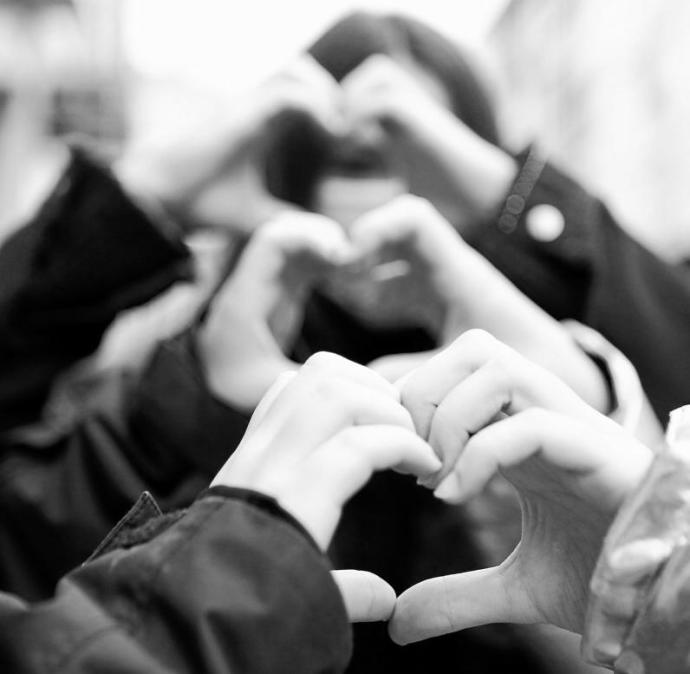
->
[388,565,538,644]
[331,569,397,623]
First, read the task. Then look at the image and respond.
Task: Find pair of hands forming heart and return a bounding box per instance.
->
[211,326,653,639]
[199,193,612,420]
[117,52,516,237]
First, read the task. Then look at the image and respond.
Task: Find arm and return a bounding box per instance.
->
[1,351,440,673]
[0,145,192,432]
[0,490,351,674]
[465,149,690,422]
[339,54,690,421]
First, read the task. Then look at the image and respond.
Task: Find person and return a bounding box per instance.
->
[262,10,690,425]
[0,58,351,599]
[1,351,443,673]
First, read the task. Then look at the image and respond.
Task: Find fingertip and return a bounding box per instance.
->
[433,473,464,503]
[333,569,397,623]
[387,588,428,645]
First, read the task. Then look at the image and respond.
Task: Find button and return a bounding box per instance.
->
[505,194,525,215]
[526,204,565,242]
[498,212,517,233]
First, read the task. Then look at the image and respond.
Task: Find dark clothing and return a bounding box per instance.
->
[0,147,191,432]
[0,330,247,601]
[3,145,686,673]
[465,148,690,422]
[0,149,350,673]
[0,488,351,673]
[0,148,247,600]
[295,149,690,672]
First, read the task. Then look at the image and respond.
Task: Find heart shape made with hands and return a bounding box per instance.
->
[250,51,471,235]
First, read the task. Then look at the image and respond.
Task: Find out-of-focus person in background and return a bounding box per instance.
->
[0,0,125,242]
[261,9,690,427]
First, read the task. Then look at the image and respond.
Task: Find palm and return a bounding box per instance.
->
[502,456,615,633]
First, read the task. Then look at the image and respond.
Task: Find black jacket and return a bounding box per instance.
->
[0,488,351,673]
[465,147,690,422]
[0,148,247,600]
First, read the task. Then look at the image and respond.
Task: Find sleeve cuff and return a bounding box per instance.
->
[202,485,322,552]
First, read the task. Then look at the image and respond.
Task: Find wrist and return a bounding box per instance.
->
[198,317,294,413]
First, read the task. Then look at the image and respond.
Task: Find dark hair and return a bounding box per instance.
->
[265,11,500,207]
[309,11,499,144]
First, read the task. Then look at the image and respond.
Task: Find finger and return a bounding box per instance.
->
[255,211,356,267]
[389,565,537,644]
[400,329,505,440]
[331,570,397,623]
[348,194,453,259]
[424,347,575,485]
[304,425,441,504]
[434,409,650,508]
[300,351,402,401]
[240,351,407,452]
[276,425,440,550]
[244,370,298,435]
[228,214,355,316]
[267,55,343,133]
[340,54,408,131]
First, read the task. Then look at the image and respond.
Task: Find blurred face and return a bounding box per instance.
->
[313,58,453,330]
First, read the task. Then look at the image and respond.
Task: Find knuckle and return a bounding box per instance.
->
[487,349,521,379]
[304,351,344,372]
[336,426,363,452]
[520,407,551,426]
[455,328,497,352]
[463,327,495,344]
[312,376,344,404]
[399,194,434,219]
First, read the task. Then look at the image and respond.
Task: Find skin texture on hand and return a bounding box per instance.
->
[388,330,652,644]
[210,352,441,551]
[198,212,355,412]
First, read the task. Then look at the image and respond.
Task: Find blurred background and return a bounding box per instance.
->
[2,0,690,259]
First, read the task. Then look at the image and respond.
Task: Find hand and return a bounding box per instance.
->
[388,330,652,643]
[116,56,342,232]
[198,212,354,412]
[210,352,441,551]
[324,194,471,333]
[336,195,609,411]
[341,54,516,229]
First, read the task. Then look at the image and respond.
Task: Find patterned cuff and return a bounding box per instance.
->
[494,145,548,235]
[562,320,644,433]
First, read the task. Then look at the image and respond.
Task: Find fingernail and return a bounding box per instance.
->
[434,474,463,502]
[416,470,441,489]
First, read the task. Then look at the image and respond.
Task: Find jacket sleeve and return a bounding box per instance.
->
[0,328,250,601]
[0,489,352,674]
[465,147,690,421]
[0,145,192,431]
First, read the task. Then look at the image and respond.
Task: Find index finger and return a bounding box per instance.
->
[399,329,505,439]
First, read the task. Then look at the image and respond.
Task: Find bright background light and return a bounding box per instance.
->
[122,0,509,93]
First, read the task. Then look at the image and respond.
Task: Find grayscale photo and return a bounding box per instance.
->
[1,1,687,672]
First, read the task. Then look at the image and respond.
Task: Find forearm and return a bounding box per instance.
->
[465,149,690,419]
